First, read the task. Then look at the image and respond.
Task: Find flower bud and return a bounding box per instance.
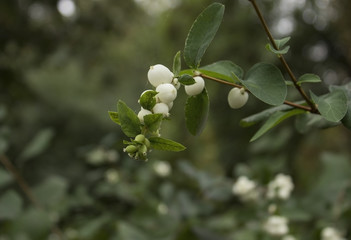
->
[147,64,174,87]
[152,103,169,117]
[156,83,177,104]
[227,87,249,109]
[138,108,152,123]
[135,134,145,143]
[184,76,205,96]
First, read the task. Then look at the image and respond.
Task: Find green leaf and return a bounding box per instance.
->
[33,176,68,208]
[265,43,290,55]
[173,51,182,76]
[240,63,287,105]
[295,112,340,134]
[117,100,141,137]
[297,73,321,85]
[200,60,244,81]
[143,113,163,132]
[178,74,196,85]
[108,111,120,125]
[185,88,210,136]
[240,103,304,127]
[0,168,13,188]
[149,137,186,152]
[250,109,306,142]
[184,3,225,68]
[311,90,348,122]
[139,90,157,110]
[0,190,23,220]
[274,36,291,48]
[329,83,351,129]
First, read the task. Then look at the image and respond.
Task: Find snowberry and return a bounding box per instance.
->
[137,108,152,123]
[264,215,289,236]
[156,83,177,104]
[172,78,181,90]
[184,76,205,96]
[167,102,173,110]
[227,87,249,109]
[153,103,169,117]
[147,64,174,87]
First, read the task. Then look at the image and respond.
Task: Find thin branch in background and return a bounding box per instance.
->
[0,154,65,240]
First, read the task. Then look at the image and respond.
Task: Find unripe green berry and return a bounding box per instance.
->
[135,134,145,143]
[147,64,174,87]
[144,138,151,148]
[138,144,148,155]
[156,83,177,104]
[227,87,249,109]
[184,76,205,96]
[125,145,138,154]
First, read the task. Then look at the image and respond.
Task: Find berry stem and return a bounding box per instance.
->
[248,0,318,113]
[200,73,312,112]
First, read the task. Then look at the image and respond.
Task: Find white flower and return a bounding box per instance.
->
[264,215,289,236]
[184,76,205,96]
[321,227,345,240]
[156,83,177,104]
[232,176,258,201]
[227,87,249,109]
[267,174,294,200]
[153,161,171,177]
[152,103,169,117]
[147,64,174,87]
[282,235,297,240]
[137,108,152,123]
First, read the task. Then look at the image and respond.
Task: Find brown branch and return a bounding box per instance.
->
[0,155,65,239]
[200,73,312,112]
[248,0,318,113]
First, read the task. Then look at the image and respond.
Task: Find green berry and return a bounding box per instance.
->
[135,134,145,143]
[125,145,138,153]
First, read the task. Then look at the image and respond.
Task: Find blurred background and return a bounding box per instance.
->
[1,0,351,239]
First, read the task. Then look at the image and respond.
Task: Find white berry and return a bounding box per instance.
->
[227,87,249,109]
[153,103,169,117]
[184,76,205,96]
[147,64,174,87]
[137,108,152,123]
[156,83,177,104]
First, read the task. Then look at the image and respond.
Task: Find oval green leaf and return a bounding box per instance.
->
[108,111,120,125]
[311,90,348,122]
[179,74,196,85]
[173,51,182,76]
[149,137,186,152]
[200,60,244,82]
[240,63,287,105]
[185,88,209,136]
[297,73,321,85]
[143,113,163,133]
[184,3,225,69]
[117,100,141,137]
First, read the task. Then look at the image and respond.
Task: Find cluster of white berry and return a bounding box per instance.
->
[321,227,346,240]
[137,64,206,123]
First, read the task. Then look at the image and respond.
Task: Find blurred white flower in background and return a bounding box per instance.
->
[283,235,297,240]
[263,215,289,236]
[232,176,259,201]
[267,173,294,200]
[153,161,171,177]
[321,227,346,240]
[105,169,119,183]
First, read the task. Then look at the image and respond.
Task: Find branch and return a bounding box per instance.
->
[248,0,318,113]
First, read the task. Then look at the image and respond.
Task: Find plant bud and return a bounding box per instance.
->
[156,83,177,104]
[184,76,205,96]
[138,144,148,155]
[135,134,145,143]
[138,108,152,123]
[147,64,174,87]
[152,103,169,117]
[227,87,249,109]
[125,145,138,154]
[144,138,151,148]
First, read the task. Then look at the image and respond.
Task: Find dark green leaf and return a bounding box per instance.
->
[108,111,120,125]
[143,113,163,132]
[0,168,13,188]
[184,3,225,68]
[139,90,157,110]
[240,103,305,127]
[179,74,196,85]
[250,109,306,142]
[295,112,340,134]
[117,100,141,137]
[0,190,22,220]
[200,60,244,81]
[311,90,348,122]
[329,83,351,129]
[149,137,186,152]
[173,51,182,76]
[265,43,290,55]
[240,63,287,105]
[185,88,209,136]
[297,73,321,85]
